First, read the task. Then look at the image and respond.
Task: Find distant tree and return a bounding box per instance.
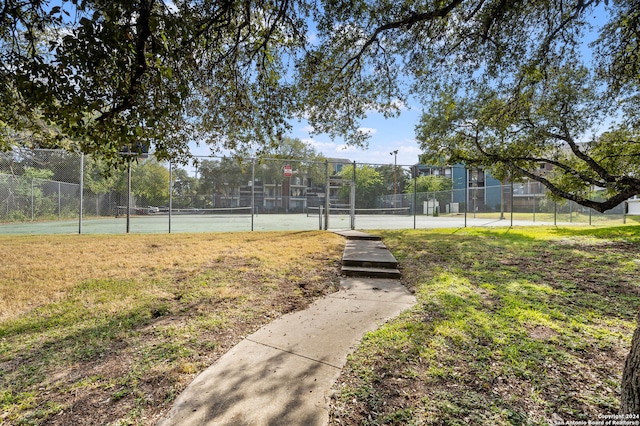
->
[130,159,170,206]
[83,158,119,196]
[404,174,454,212]
[103,158,169,207]
[404,175,453,194]
[0,149,81,183]
[339,164,385,209]
[16,167,54,192]
[14,167,55,218]
[198,158,248,208]
[171,168,198,207]
[375,164,408,199]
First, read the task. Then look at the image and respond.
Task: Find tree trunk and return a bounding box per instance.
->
[621,314,640,414]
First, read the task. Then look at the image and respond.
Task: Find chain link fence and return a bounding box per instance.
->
[0,148,632,234]
[0,149,81,222]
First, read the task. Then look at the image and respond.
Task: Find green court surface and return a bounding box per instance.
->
[1,212,623,235]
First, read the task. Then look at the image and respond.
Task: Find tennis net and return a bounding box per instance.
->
[307,206,411,216]
[116,206,253,217]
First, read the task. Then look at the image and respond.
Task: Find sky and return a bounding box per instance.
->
[293,107,425,167]
[188,97,426,167]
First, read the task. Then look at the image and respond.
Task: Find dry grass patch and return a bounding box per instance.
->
[1,232,337,319]
[1,231,343,425]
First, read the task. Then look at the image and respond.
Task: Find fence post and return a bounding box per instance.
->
[350,161,355,230]
[569,201,573,223]
[500,180,505,220]
[31,178,34,221]
[79,153,83,234]
[251,158,255,232]
[169,161,173,234]
[58,182,61,220]
[533,192,536,223]
[464,168,468,228]
[126,159,131,234]
[413,171,417,230]
[510,181,513,226]
[324,160,329,230]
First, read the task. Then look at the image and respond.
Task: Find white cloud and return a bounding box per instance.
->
[338,144,358,152]
[300,134,422,165]
[391,99,409,111]
[306,32,318,45]
[362,98,410,115]
[302,137,339,153]
[357,127,377,135]
[163,0,178,12]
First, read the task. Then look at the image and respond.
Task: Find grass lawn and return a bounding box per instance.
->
[329,225,640,425]
[446,211,627,225]
[3,225,639,425]
[0,231,344,425]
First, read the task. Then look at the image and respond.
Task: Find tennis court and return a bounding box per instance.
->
[0,209,578,235]
[1,148,631,235]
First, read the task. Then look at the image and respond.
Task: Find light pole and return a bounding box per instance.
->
[390,150,398,208]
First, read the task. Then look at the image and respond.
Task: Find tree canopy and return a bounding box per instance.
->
[415,63,640,212]
[405,175,453,195]
[2,0,640,210]
[339,164,385,209]
[1,0,309,162]
[294,0,640,213]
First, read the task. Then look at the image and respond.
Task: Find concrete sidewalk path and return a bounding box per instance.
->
[157,234,416,426]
